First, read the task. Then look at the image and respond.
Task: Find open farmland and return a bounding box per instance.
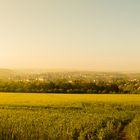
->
[0,93,140,140]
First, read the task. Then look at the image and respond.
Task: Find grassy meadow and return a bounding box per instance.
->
[0,93,140,140]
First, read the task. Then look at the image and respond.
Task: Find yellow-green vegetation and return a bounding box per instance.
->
[0,93,140,140]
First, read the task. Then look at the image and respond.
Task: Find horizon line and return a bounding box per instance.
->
[0,67,140,73]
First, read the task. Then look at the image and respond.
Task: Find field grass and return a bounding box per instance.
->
[0,93,140,140]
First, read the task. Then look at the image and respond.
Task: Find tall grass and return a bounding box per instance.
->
[0,93,139,140]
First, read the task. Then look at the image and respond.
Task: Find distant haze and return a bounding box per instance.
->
[0,0,140,72]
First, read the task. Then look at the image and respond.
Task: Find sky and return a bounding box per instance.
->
[0,0,140,72]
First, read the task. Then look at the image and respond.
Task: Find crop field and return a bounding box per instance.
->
[0,93,140,140]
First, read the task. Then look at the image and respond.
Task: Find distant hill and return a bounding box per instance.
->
[0,69,15,79]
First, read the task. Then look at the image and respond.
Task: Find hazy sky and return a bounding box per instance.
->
[0,0,140,71]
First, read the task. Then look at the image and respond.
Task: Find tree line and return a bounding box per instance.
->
[0,79,139,94]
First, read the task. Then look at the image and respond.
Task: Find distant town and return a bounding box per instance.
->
[0,69,140,94]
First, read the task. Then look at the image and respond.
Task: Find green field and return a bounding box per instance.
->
[0,93,140,140]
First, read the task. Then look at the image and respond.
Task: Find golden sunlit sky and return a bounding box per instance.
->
[0,0,140,72]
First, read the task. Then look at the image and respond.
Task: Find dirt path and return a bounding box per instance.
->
[118,116,135,140]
